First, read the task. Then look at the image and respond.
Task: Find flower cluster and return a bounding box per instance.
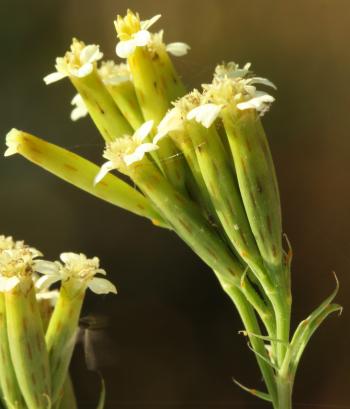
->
[43,38,103,84]
[35,252,116,295]
[0,236,42,291]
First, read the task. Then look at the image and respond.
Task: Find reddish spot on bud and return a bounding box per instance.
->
[63,163,78,172]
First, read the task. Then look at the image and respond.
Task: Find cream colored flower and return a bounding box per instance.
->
[35,252,116,295]
[98,61,131,85]
[203,61,276,116]
[115,11,161,58]
[95,120,157,184]
[0,243,42,292]
[43,38,103,85]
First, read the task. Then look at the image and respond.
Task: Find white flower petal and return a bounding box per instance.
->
[34,260,60,276]
[94,161,114,185]
[248,77,277,90]
[116,39,138,58]
[154,109,183,143]
[35,275,61,290]
[43,71,67,85]
[166,42,190,57]
[134,120,154,143]
[88,277,117,295]
[74,63,94,78]
[80,45,103,65]
[133,30,151,47]
[70,94,88,121]
[0,276,20,292]
[141,14,161,30]
[237,93,275,114]
[123,143,158,166]
[187,104,223,128]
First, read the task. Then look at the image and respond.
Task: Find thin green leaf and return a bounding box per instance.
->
[233,378,272,402]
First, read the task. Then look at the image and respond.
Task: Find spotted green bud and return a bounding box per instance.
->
[0,245,51,409]
[98,61,144,131]
[37,252,116,404]
[5,129,167,228]
[114,11,187,192]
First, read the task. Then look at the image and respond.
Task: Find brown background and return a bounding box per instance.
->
[1,0,350,407]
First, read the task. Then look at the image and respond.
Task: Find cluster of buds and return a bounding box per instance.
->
[4,9,340,409]
[0,235,116,409]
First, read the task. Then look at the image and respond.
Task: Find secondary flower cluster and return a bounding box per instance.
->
[0,234,116,409]
[0,235,116,295]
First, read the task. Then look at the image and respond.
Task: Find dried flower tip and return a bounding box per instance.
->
[35,252,117,295]
[95,120,158,184]
[98,61,132,85]
[115,10,161,58]
[43,38,103,85]
[71,93,88,121]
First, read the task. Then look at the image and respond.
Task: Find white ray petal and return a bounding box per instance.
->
[88,277,117,294]
[166,42,190,57]
[43,71,67,85]
[134,120,154,143]
[94,161,115,185]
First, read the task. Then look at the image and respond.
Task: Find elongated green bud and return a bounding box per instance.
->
[6,283,50,409]
[114,11,187,191]
[70,71,133,141]
[204,62,282,274]
[147,31,188,103]
[222,109,282,272]
[98,61,144,131]
[43,38,132,141]
[46,287,83,404]
[37,252,116,404]
[128,159,244,287]
[0,294,24,409]
[0,243,51,409]
[4,129,167,227]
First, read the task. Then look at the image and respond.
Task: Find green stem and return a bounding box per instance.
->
[276,374,292,409]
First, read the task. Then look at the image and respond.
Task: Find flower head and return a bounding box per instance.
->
[35,252,116,295]
[70,93,88,121]
[95,120,157,184]
[115,10,161,58]
[0,239,42,292]
[200,61,276,117]
[43,38,103,85]
[98,61,132,85]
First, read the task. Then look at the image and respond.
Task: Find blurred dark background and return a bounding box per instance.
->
[1,0,350,407]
